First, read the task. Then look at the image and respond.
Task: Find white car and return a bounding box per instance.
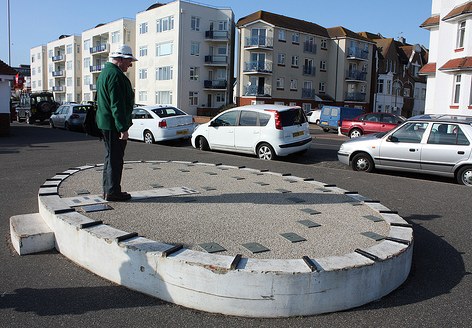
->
[191,104,312,160]
[128,105,195,143]
[306,109,321,125]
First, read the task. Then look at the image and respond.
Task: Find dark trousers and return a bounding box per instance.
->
[102,130,127,195]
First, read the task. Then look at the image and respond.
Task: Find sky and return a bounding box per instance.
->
[1,0,432,68]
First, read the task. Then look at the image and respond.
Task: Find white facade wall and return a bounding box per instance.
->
[30,45,47,92]
[424,0,472,114]
[81,18,136,103]
[135,2,234,115]
[47,35,82,103]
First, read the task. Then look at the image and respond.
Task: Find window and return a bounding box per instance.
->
[189,91,199,106]
[83,57,90,69]
[156,41,173,56]
[319,82,326,93]
[111,31,121,44]
[428,123,469,145]
[77,77,80,87]
[191,16,200,31]
[214,111,238,126]
[191,42,200,56]
[67,77,72,87]
[37,52,41,60]
[218,20,228,31]
[239,111,258,126]
[37,67,41,74]
[216,93,225,103]
[303,103,312,112]
[66,44,72,54]
[391,122,428,143]
[321,39,327,49]
[32,68,36,76]
[156,16,174,33]
[190,67,199,80]
[276,77,285,89]
[453,74,461,104]
[277,53,285,65]
[320,60,326,71]
[386,80,391,95]
[48,49,53,58]
[291,56,299,67]
[290,79,298,90]
[67,61,72,70]
[83,39,90,51]
[292,32,300,44]
[31,54,35,63]
[139,22,148,34]
[138,91,148,102]
[156,66,173,80]
[139,46,148,57]
[139,69,148,80]
[377,79,384,93]
[155,91,172,104]
[456,21,466,49]
[403,87,411,97]
[84,75,91,85]
[278,29,286,41]
[38,80,41,87]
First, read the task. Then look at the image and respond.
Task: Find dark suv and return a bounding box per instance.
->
[16,92,59,124]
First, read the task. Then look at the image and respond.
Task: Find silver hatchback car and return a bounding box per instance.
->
[337,114,472,186]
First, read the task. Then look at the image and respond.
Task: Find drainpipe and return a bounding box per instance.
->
[334,37,339,102]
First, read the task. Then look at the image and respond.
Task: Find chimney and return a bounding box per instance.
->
[398,36,406,44]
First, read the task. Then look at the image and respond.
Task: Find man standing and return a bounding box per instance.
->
[96,44,137,201]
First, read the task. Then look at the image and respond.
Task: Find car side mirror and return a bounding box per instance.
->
[387,135,398,142]
[209,121,217,127]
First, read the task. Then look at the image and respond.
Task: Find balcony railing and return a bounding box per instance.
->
[346,70,367,81]
[205,30,229,40]
[243,85,272,97]
[52,70,64,77]
[302,88,317,99]
[52,55,64,62]
[89,84,97,91]
[303,65,316,76]
[347,47,369,60]
[52,86,64,92]
[90,43,109,54]
[90,64,105,72]
[204,80,227,89]
[204,55,228,65]
[345,92,366,102]
[244,36,273,48]
[303,42,317,54]
[243,61,273,73]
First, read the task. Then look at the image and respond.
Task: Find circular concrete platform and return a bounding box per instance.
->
[37,160,413,317]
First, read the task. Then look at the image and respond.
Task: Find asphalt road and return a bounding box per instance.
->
[1,122,471,327]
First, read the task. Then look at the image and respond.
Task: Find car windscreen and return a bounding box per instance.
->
[73,106,91,113]
[279,108,307,126]
[151,107,185,118]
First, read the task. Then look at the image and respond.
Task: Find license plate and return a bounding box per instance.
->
[321,121,327,125]
[292,131,304,137]
[176,130,188,135]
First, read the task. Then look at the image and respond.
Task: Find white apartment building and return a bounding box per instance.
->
[30,45,48,92]
[47,35,82,103]
[134,1,234,115]
[236,11,374,112]
[81,18,136,102]
[420,0,472,114]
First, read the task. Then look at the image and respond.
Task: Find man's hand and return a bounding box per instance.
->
[120,131,129,140]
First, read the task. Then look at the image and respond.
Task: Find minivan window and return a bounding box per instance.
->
[214,111,238,126]
[279,107,307,126]
[259,113,271,126]
[239,111,258,126]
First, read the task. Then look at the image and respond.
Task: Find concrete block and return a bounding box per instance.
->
[10,213,55,255]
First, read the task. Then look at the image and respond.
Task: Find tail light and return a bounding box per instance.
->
[158,120,167,128]
[265,110,282,130]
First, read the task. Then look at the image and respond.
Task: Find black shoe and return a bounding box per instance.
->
[105,192,132,202]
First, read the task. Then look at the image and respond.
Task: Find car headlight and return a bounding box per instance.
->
[339,144,344,151]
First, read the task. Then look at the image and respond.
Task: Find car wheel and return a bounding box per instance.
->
[257,143,276,160]
[351,153,374,172]
[315,119,320,125]
[26,114,33,125]
[197,136,209,151]
[349,128,363,138]
[50,120,55,128]
[322,128,330,132]
[143,130,155,144]
[456,165,472,186]
[65,122,70,130]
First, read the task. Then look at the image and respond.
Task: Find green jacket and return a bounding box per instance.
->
[96,62,134,132]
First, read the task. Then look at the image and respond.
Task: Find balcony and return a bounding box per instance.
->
[303,42,317,54]
[346,70,367,81]
[205,30,229,41]
[244,36,273,49]
[204,55,228,66]
[52,55,65,62]
[52,86,64,92]
[345,92,366,102]
[243,61,273,74]
[302,88,317,99]
[90,64,105,72]
[204,80,227,89]
[303,65,316,76]
[90,43,109,54]
[89,84,97,91]
[347,47,369,60]
[243,85,272,97]
[52,70,64,77]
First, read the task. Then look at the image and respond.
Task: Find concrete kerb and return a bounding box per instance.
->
[31,160,413,318]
